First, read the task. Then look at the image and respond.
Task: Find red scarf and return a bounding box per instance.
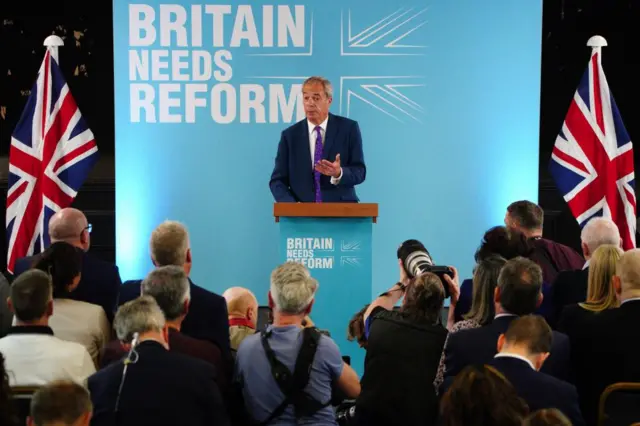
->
[229,317,255,329]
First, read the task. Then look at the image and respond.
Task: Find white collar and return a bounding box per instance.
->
[494,353,536,370]
[582,259,590,270]
[621,297,640,306]
[308,116,329,135]
[494,313,517,319]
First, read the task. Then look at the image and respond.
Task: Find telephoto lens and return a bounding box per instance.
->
[397,239,453,298]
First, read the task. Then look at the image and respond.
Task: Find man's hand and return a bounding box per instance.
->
[315,154,341,178]
[443,266,460,306]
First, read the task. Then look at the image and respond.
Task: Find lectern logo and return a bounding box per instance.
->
[286,237,334,269]
[285,237,363,269]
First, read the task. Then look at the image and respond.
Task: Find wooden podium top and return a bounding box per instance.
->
[273,202,378,223]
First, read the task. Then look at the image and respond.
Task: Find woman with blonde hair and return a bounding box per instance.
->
[558,244,622,333]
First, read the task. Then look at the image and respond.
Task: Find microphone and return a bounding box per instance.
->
[115,332,140,414]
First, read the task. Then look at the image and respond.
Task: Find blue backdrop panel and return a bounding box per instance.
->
[279,217,372,374]
[113,0,542,356]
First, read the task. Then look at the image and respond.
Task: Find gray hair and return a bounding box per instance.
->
[581,217,621,253]
[141,265,191,321]
[150,220,190,266]
[270,262,318,315]
[303,76,333,98]
[114,296,166,342]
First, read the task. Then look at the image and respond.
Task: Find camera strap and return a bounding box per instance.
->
[259,327,330,425]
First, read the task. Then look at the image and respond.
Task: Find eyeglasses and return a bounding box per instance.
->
[82,223,92,235]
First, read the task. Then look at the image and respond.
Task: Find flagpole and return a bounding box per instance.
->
[43,35,64,64]
[587,35,607,66]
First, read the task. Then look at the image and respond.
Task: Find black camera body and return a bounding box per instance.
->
[397,239,453,298]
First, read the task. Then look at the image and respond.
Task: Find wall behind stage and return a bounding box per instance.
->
[114,1,541,304]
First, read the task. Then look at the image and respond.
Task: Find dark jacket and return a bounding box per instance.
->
[550,268,589,328]
[443,315,571,386]
[488,356,585,426]
[13,252,121,323]
[88,340,229,426]
[100,327,228,394]
[118,278,231,360]
[269,113,366,202]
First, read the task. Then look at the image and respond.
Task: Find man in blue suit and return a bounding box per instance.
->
[11,208,122,324]
[270,76,366,202]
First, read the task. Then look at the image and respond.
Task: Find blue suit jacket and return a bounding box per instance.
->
[488,357,585,426]
[88,341,229,426]
[443,316,571,386]
[118,278,231,361]
[13,252,122,324]
[269,113,366,202]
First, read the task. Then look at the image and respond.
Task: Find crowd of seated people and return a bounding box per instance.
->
[0,200,638,425]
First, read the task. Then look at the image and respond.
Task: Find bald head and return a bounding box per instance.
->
[223,287,258,326]
[614,249,640,301]
[48,208,90,251]
[581,217,621,259]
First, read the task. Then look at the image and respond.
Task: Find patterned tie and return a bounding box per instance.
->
[313,126,323,203]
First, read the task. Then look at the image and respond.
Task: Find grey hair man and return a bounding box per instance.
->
[580,217,622,261]
[118,220,231,359]
[141,265,191,331]
[551,217,622,325]
[0,270,95,386]
[235,262,360,425]
[269,75,366,203]
[88,296,230,426]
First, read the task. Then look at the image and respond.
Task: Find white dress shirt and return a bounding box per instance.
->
[494,352,536,370]
[0,326,95,386]
[307,117,342,184]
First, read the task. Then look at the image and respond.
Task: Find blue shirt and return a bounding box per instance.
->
[235,325,344,425]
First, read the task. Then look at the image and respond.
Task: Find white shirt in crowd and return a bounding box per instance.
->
[0,326,95,386]
[49,298,110,368]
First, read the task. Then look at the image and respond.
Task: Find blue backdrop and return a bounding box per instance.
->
[113,0,542,342]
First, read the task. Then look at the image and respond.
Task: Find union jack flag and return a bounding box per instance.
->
[6,49,98,273]
[549,48,636,250]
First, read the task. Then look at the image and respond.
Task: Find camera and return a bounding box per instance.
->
[397,239,454,298]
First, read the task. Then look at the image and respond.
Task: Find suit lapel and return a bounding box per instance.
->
[300,120,313,170]
[323,113,339,161]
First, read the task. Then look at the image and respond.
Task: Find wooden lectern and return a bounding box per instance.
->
[273,202,378,376]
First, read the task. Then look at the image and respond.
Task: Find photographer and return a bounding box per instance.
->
[353,260,458,426]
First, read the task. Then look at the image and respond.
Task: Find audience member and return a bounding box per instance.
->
[551,217,621,326]
[346,304,369,348]
[102,266,227,391]
[443,257,570,387]
[505,200,584,283]
[118,220,231,359]
[27,380,92,426]
[575,248,640,424]
[558,244,621,333]
[435,255,507,391]
[32,242,110,367]
[440,364,528,426]
[355,261,452,426]
[222,286,258,351]
[454,226,532,321]
[0,353,17,426]
[0,270,94,386]
[523,409,573,426]
[235,262,360,425]
[12,208,122,323]
[487,315,584,426]
[89,296,229,426]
